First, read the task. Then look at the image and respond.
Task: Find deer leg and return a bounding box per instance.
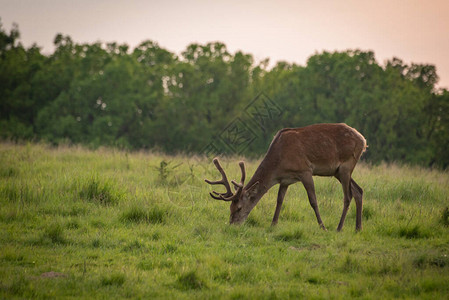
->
[272,184,288,226]
[351,178,363,231]
[301,173,326,230]
[336,170,352,232]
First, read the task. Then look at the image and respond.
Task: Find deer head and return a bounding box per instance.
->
[205,158,259,224]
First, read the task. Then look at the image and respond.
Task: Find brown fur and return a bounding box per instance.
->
[206,123,367,231]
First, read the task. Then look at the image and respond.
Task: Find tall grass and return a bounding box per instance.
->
[0,143,448,299]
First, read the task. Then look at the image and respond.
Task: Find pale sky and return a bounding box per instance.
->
[1,0,449,89]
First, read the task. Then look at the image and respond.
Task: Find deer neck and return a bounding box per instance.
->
[245,160,277,201]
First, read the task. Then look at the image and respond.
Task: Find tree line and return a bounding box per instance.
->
[1,20,448,168]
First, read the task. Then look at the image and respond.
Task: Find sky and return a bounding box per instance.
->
[1,0,449,89]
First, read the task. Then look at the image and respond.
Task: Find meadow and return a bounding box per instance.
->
[0,143,448,299]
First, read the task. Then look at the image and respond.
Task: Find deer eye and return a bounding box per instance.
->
[231,202,241,212]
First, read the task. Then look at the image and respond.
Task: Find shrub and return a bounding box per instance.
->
[339,255,360,273]
[0,183,38,203]
[120,206,148,223]
[441,207,449,226]
[414,253,448,269]
[147,206,166,224]
[398,225,430,239]
[41,223,66,244]
[363,205,375,220]
[100,273,125,286]
[274,229,304,242]
[0,166,17,177]
[79,177,122,205]
[176,270,207,290]
[120,205,168,224]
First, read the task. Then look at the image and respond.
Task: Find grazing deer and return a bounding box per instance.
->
[205,123,367,231]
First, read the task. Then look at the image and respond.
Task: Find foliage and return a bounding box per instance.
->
[441,207,449,226]
[1,21,449,168]
[78,176,123,205]
[0,143,448,298]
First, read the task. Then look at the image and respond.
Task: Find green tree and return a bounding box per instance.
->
[1,19,448,167]
[0,21,45,139]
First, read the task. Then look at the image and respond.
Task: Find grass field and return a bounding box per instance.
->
[0,143,448,299]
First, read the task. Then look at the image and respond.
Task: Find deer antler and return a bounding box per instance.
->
[205,158,246,201]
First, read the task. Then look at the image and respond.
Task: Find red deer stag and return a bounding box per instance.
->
[205,123,367,231]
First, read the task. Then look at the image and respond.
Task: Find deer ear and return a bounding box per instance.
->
[246,181,259,198]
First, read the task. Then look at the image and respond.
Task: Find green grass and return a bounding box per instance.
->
[0,142,448,299]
